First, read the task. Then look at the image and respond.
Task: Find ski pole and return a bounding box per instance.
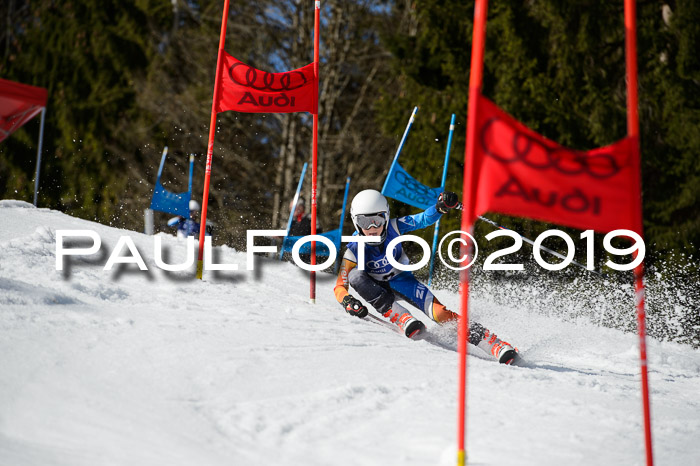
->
[429,114,456,286]
[454,203,603,276]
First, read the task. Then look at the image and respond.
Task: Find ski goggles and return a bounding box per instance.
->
[354,213,387,230]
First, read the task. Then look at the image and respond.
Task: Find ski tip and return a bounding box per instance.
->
[507,352,526,367]
[408,327,428,340]
[405,320,427,340]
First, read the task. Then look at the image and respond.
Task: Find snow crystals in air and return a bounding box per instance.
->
[0,199,698,465]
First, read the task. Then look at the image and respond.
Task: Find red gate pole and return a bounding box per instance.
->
[624,1,654,464]
[457,1,488,465]
[196,0,231,280]
[310,0,320,303]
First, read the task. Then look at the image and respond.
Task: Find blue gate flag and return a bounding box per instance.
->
[379,109,453,284]
[150,147,194,217]
[280,229,341,257]
[382,162,443,210]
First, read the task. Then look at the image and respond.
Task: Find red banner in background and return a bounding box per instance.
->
[0,78,48,143]
[215,52,317,114]
[472,95,639,234]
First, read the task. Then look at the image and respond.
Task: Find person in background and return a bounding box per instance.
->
[287,197,313,236]
[168,200,211,239]
[277,197,324,263]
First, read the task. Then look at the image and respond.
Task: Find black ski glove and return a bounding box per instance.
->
[342,295,368,318]
[436,191,459,214]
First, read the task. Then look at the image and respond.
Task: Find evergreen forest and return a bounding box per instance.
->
[2,0,698,269]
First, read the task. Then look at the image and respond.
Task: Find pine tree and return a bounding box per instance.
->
[377,0,699,264]
[0,0,170,222]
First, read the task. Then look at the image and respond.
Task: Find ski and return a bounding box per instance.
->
[361,312,430,340]
[360,312,525,365]
[362,312,404,335]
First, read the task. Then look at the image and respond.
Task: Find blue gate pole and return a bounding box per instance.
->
[33,107,46,206]
[188,154,194,194]
[187,154,195,218]
[156,146,168,182]
[338,177,351,232]
[428,114,455,286]
[381,106,419,194]
[334,177,351,274]
[279,162,308,260]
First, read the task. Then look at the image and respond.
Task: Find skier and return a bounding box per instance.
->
[167,200,211,239]
[333,189,518,364]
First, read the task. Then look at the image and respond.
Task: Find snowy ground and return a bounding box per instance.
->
[0,200,699,466]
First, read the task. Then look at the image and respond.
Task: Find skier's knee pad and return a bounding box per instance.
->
[347,268,394,314]
[373,292,395,315]
[347,267,367,287]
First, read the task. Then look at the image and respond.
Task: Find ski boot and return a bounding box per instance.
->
[383,305,425,339]
[477,329,518,364]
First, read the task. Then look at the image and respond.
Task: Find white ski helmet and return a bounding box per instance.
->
[350,189,390,242]
[189,200,201,212]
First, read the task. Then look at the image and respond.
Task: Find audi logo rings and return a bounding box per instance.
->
[480,117,621,179]
[228,63,308,91]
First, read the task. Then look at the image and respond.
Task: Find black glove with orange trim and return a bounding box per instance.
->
[436,191,459,214]
[342,295,368,318]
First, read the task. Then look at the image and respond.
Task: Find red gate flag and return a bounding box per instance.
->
[0,78,48,143]
[215,52,317,114]
[472,94,639,234]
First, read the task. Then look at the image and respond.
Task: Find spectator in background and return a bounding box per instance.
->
[278,196,322,263]
[168,200,211,239]
[288,197,312,236]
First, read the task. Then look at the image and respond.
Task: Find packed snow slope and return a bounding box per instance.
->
[1,200,699,466]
